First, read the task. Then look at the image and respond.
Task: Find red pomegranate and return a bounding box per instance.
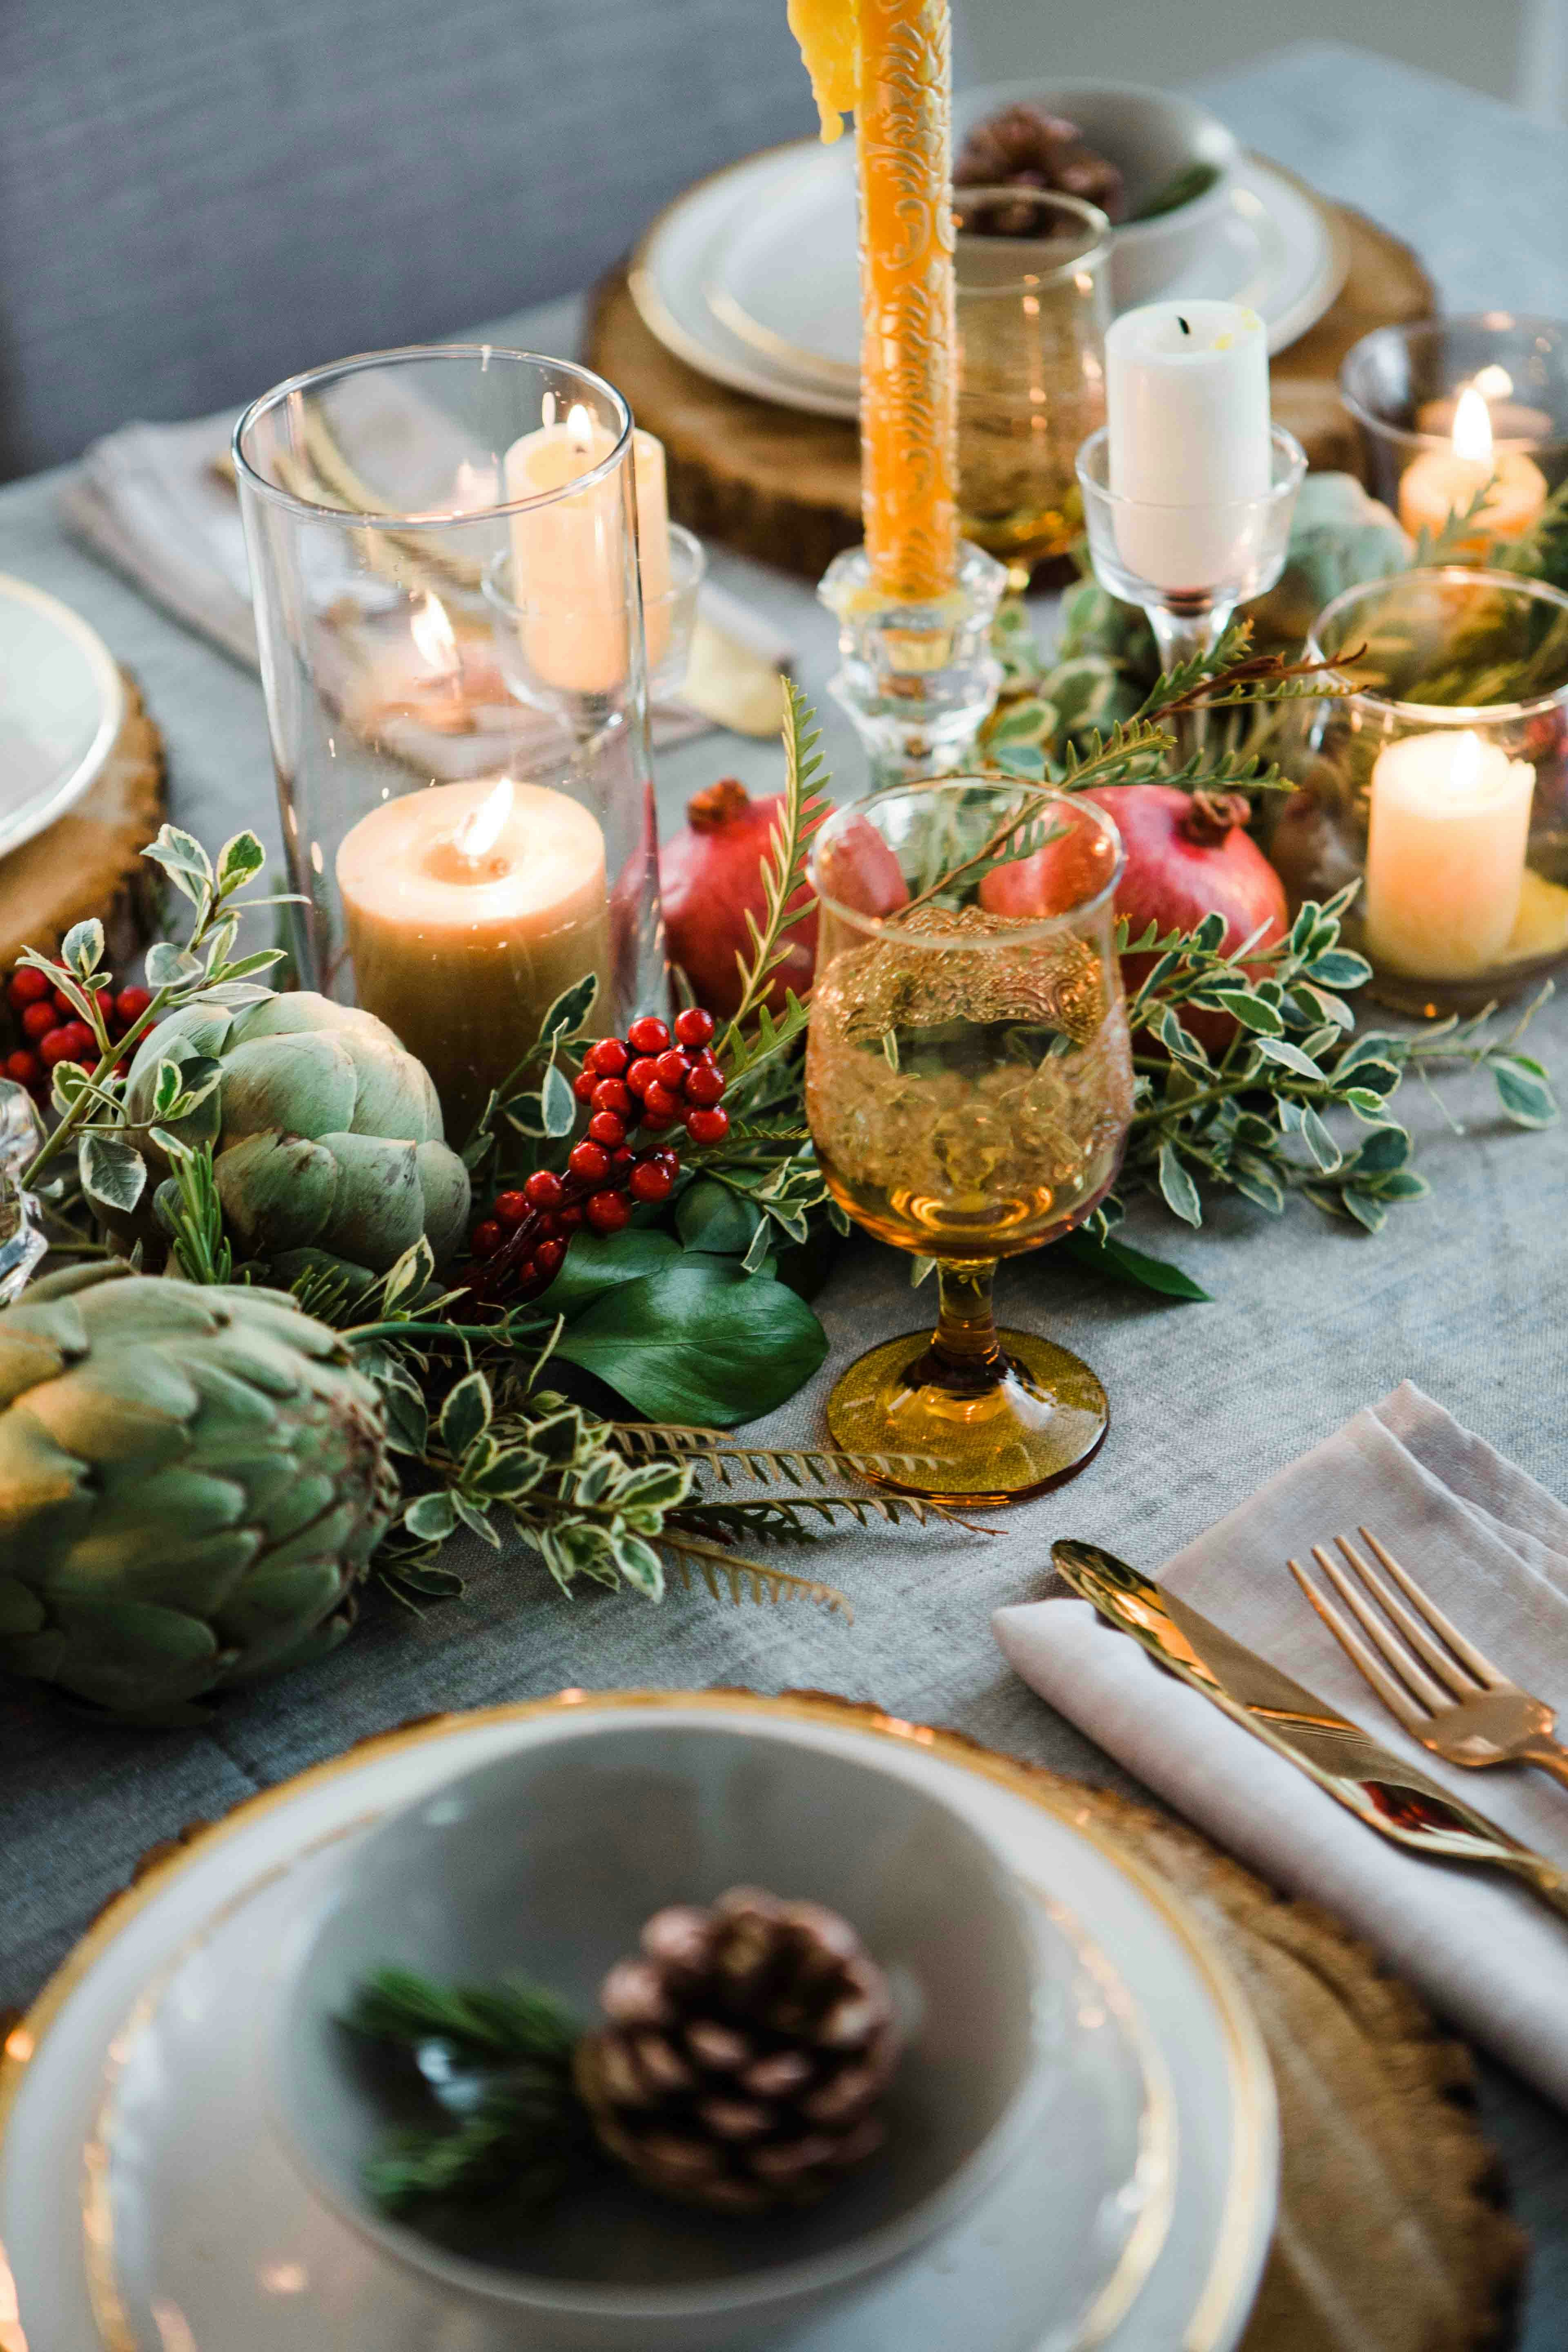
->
[980,785,1288,1052]
[815,813,910,919]
[659,778,822,1018]
[659,782,913,1018]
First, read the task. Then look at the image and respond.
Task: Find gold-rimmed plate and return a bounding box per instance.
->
[85,1832,1174,2352]
[628,139,1350,422]
[0,1691,1276,2350]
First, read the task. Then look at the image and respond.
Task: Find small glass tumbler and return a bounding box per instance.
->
[1076,422,1306,753]
[953,187,1111,584]
[1340,314,1568,541]
[1272,566,1568,1014]
[234,347,665,1144]
[806,782,1132,1504]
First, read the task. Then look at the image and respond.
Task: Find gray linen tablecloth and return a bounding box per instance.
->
[1,40,1565,2343]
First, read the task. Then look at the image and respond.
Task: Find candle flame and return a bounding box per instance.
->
[410,592,460,675]
[566,401,595,453]
[1452,385,1494,466]
[454,776,513,862]
[451,458,496,512]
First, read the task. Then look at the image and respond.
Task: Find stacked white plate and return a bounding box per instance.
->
[629,132,1349,423]
[0,576,124,857]
[0,1692,1278,2351]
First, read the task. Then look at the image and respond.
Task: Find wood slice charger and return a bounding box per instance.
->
[0,672,166,972]
[586,171,1434,581]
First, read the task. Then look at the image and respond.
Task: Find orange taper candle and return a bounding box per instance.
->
[791,0,958,601]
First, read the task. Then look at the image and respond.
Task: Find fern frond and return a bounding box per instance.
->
[609,1428,940,1489]
[659,1528,852,1618]
[719,683,829,1051]
[671,1492,992,1541]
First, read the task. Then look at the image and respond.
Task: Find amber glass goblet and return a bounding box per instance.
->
[806,782,1131,1505]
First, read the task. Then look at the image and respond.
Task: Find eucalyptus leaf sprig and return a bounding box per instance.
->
[11,824,298,1218]
[1109,890,1557,1236]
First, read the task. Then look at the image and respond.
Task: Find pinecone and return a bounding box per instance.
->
[573,1886,901,2214]
[954,102,1126,227]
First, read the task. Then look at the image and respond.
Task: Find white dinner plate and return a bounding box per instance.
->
[630,140,1348,421]
[91,1831,1170,2352]
[0,1693,1277,2352]
[0,575,124,856]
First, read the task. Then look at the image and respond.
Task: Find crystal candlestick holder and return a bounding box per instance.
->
[1076,423,1306,754]
[819,542,1009,789]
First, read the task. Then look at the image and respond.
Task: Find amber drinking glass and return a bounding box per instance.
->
[806,782,1131,1504]
[953,188,1111,583]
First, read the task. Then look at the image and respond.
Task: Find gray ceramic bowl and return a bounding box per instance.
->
[956,78,1240,312]
[272,1715,1054,2351]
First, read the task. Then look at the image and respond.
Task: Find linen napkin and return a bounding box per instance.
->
[994,1383,1568,2106]
[61,411,791,743]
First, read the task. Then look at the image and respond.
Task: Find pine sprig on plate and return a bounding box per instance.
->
[343,1967,585,2217]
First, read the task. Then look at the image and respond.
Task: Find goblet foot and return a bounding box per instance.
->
[826,1325,1108,1505]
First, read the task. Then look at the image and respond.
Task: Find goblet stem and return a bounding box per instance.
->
[1144,599,1235,766]
[931,1258,1003,1380]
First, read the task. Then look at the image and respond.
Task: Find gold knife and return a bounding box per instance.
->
[1051,1539,1568,1923]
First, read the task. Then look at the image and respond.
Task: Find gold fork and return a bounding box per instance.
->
[1287,1526,1568,1791]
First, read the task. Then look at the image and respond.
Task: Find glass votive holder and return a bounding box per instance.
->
[491,520,706,710]
[234,346,666,1143]
[952,187,1111,583]
[1340,315,1568,552]
[1270,566,1568,1015]
[1076,422,1305,752]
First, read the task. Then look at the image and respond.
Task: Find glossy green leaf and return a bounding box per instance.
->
[555,1261,828,1426]
[1058,1227,1210,1300]
[676,1179,761,1257]
[542,1229,680,1318]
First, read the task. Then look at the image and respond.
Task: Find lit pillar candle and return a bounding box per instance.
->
[1363,730,1535,979]
[789,0,959,601]
[336,776,610,1137]
[502,407,674,694]
[1399,386,1547,551]
[1105,299,1272,591]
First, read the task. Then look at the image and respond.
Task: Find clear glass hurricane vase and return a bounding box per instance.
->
[234,346,666,1143]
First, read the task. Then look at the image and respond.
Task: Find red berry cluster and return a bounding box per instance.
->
[4,967,153,1098]
[466,1008,730,1306]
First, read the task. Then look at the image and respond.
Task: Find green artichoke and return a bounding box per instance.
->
[0,1265,397,1718]
[124,991,471,1279]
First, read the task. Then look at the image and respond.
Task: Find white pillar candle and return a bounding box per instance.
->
[337,775,610,1137]
[504,404,626,695]
[1363,730,1535,980]
[502,407,674,695]
[1105,298,1272,592]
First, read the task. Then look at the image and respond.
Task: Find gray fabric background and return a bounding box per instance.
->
[0,0,819,478]
[1,41,1566,2344]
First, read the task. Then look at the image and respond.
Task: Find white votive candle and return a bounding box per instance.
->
[1105,298,1272,592]
[1364,730,1536,980]
[337,776,610,1137]
[1398,386,1546,553]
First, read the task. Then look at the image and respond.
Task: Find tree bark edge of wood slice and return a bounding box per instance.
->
[586,192,1435,579]
[0,671,167,973]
